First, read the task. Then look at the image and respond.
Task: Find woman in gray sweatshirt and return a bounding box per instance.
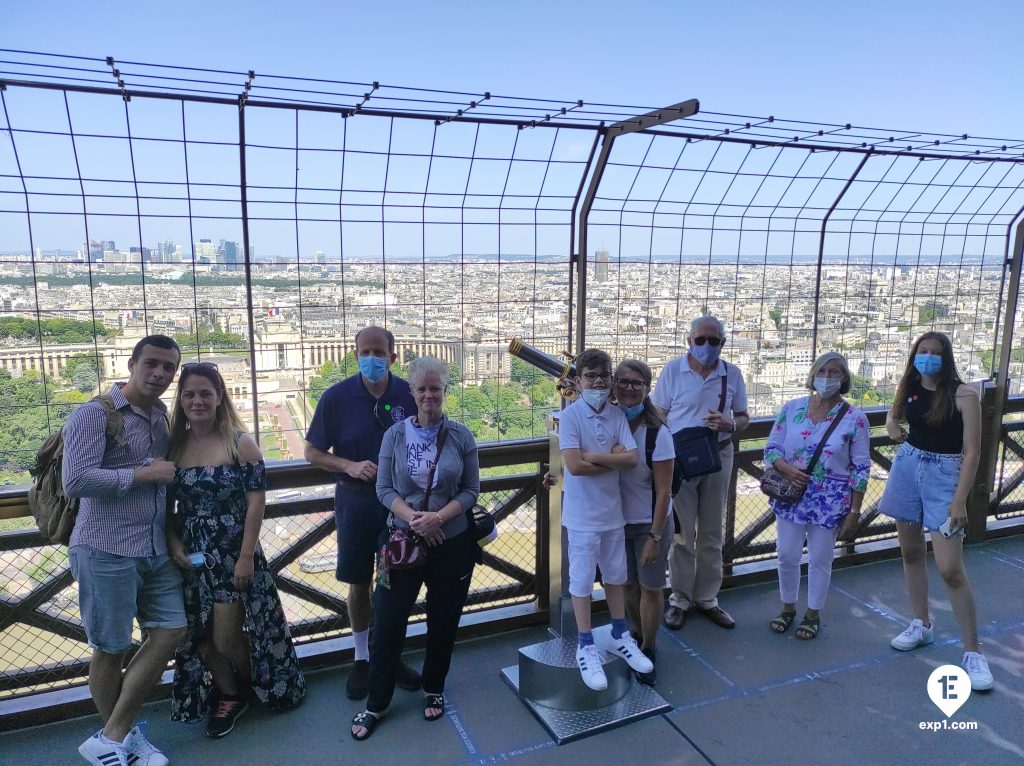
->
[352,356,480,740]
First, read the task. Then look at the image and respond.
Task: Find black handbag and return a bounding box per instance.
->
[672,367,730,481]
[760,402,851,503]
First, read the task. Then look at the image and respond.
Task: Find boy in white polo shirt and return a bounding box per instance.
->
[559,349,654,690]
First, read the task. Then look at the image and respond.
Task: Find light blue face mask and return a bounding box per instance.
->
[358,356,389,383]
[913,354,942,377]
[620,402,645,420]
[690,342,722,367]
[580,389,609,411]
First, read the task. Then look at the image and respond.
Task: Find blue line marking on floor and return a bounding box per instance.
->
[659,628,739,688]
[446,701,478,756]
[832,584,905,625]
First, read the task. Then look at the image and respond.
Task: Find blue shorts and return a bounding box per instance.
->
[336,484,390,584]
[878,443,963,531]
[69,545,186,654]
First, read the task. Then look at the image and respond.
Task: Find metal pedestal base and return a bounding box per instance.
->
[501,628,671,745]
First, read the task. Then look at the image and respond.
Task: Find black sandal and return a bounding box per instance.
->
[770,610,797,634]
[423,693,445,722]
[351,711,382,741]
[795,615,820,640]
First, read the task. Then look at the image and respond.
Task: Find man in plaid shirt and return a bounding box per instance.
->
[64,335,183,766]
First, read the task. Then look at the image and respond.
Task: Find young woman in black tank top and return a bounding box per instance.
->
[879,331,992,691]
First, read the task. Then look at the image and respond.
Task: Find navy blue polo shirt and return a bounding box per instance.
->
[305,373,416,505]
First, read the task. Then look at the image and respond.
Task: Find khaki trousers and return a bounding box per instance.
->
[667,447,733,611]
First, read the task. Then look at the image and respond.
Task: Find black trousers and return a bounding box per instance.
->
[367,528,476,713]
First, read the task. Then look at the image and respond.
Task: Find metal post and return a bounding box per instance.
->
[238,98,261,446]
[574,100,699,356]
[974,215,1024,538]
[811,152,871,357]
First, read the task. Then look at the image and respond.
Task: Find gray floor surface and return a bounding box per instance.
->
[3,536,1022,766]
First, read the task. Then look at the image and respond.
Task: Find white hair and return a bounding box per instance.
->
[690,315,726,340]
[408,356,450,388]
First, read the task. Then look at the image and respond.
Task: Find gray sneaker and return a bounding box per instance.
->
[962,651,994,691]
[891,619,934,651]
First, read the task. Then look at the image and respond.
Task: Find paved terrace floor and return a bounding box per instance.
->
[3,535,1023,766]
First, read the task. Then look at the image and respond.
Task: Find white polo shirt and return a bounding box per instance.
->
[559,398,637,532]
[651,356,749,434]
[620,423,675,525]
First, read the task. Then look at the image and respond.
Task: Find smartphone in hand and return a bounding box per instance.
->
[937,517,965,539]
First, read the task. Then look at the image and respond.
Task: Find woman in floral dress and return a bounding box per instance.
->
[166,362,305,738]
[763,352,870,640]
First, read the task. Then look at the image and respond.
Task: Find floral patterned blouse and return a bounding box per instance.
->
[764,397,871,528]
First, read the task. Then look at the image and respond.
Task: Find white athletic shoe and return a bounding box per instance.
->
[606,632,654,673]
[890,619,934,651]
[124,725,168,766]
[962,652,994,691]
[575,644,608,691]
[78,731,128,766]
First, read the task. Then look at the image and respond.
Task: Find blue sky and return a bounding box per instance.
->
[4,1,1024,260]
[7,0,1022,136]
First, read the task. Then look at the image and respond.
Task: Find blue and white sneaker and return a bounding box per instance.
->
[78,730,128,766]
[606,631,654,673]
[575,644,608,691]
[124,725,168,766]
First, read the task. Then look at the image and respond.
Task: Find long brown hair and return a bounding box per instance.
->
[168,364,248,463]
[891,331,964,427]
[612,359,665,430]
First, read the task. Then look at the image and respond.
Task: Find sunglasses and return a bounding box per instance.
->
[182,361,219,374]
[692,336,722,347]
[614,378,647,391]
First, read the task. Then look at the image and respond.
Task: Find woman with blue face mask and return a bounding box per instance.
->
[612,359,675,685]
[763,352,870,640]
[879,332,993,692]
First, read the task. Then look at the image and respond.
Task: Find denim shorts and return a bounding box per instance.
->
[878,443,963,531]
[624,521,671,590]
[69,545,186,653]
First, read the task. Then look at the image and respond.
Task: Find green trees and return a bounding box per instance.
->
[0,370,82,475]
[0,317,110,344]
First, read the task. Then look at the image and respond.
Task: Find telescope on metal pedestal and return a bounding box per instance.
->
[506,337,578,400]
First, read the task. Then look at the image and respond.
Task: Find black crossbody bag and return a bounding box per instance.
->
[672,364,730,481]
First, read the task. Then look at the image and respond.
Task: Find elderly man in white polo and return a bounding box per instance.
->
[652,315,749,631]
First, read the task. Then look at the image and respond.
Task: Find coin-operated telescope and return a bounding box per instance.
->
[507,337,577,401]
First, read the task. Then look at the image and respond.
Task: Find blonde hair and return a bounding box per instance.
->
[168,364,248,463]
[804,351,852,394]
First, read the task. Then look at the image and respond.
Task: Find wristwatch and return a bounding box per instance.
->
[648,531,662,542]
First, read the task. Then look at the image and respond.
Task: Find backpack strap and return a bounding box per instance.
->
[717,361,728,414]
[93,393,126,447]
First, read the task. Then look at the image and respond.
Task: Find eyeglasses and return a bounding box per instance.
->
[181,361,219,374]
[614,378,647,391]
[692,336,722,347]
[582,371,611,382]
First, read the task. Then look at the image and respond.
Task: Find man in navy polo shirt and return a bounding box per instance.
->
[305,326,421,700]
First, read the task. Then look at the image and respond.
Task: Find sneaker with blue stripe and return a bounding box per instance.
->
[78,731,128,766]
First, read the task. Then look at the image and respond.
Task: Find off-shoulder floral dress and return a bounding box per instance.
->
[170,460,306,723]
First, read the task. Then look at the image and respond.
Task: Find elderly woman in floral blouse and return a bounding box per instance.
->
[763,352,870,640]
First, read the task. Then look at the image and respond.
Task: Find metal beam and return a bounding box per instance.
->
[574,100,699,355]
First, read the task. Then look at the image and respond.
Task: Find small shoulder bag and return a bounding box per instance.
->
[384,425,450,570]
[671,364,730,481]
[760,402,850,503]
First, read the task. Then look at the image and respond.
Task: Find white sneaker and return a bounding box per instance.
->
[962,652,994,691]
[890,619,934,651]
[124,725,168,766]
[575,644,608,691]
[78,731,128,766]
[606,632,654,673]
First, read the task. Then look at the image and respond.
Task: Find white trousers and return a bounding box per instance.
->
[775,516,838,611]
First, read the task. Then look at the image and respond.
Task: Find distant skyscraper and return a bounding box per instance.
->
[222,240,240,271]
[595,250,610,283]
[157,240,175,263]
[194,238,216,265]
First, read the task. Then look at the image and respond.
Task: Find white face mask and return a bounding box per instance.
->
[813,376,842,397]
[580,389,609,411]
